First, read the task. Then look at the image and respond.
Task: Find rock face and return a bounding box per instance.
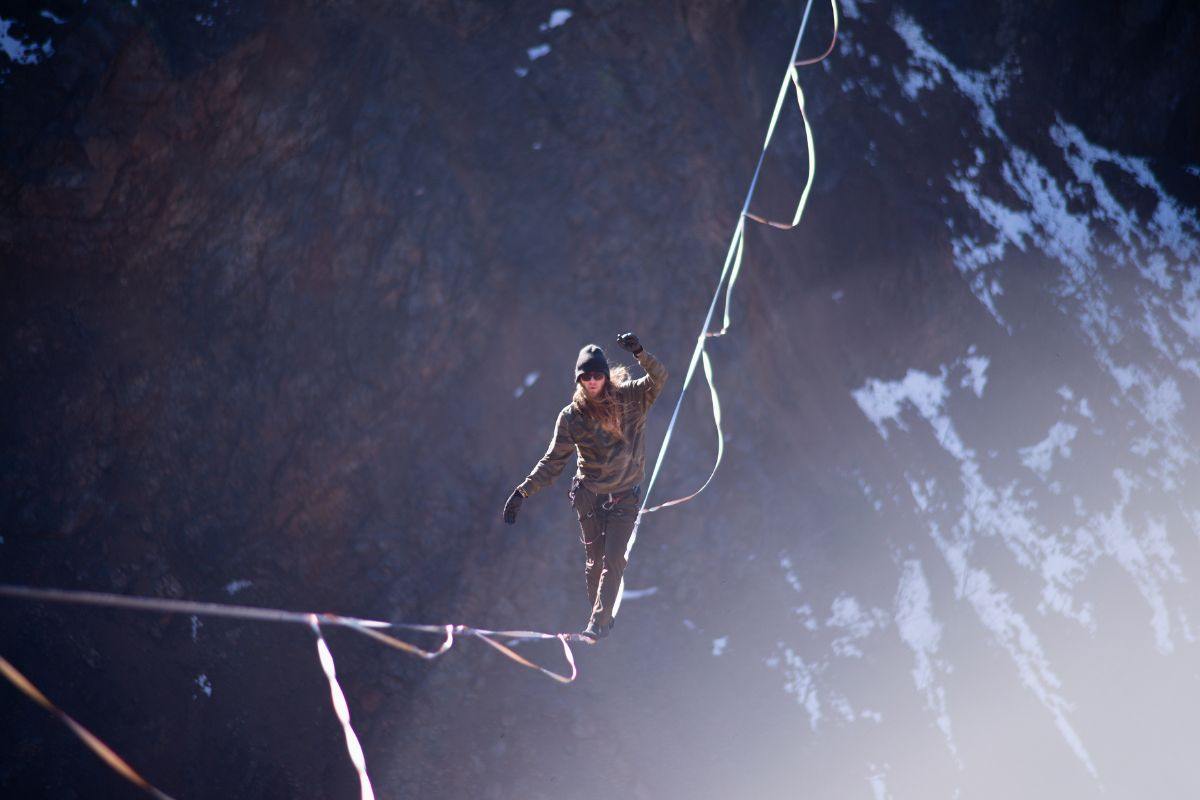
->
[2,1,1198,798]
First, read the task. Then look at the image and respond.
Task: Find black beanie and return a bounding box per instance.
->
[575,344,610,382]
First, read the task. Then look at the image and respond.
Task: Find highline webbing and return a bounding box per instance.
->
[2,1,841,794]
[0,653,178,800]
[0,583,585,798]
[614,0,839,617]
[310,616,376,800]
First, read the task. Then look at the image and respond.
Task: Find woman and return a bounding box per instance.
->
[503,332,669,641]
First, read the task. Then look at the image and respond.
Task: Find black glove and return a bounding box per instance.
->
[503,488,524,524]
[617,332,643,355]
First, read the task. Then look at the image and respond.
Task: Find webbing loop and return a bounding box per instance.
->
[614,0,839,618]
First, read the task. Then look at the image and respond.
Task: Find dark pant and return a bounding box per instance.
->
[568,477,642,627]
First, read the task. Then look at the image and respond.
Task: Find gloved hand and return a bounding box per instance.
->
[503,488,524,524]
[617,332,643,355]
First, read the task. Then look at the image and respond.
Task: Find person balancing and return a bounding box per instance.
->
[503,332,669,642]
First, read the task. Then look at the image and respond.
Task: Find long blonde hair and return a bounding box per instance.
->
[572,363,632,441]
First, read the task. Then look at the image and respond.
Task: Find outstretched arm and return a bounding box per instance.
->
[516,408,576,498]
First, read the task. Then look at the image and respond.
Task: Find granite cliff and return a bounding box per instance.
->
[3,1,1198,798]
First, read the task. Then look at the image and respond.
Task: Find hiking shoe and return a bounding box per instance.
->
[581,621,602,641]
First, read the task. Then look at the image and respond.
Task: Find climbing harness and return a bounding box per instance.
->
[601,485,639,512]
[570,476,641,543]
[1,1,839,796]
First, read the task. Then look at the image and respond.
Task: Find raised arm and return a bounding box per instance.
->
[617,332,668,410]
[629,348,668,409]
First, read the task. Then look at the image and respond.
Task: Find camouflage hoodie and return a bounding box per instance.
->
[518,349,669,497]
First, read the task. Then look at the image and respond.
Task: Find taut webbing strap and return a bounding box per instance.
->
[0,654,177,800]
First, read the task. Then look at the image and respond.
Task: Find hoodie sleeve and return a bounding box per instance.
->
[627,349,669,410]
[517,407,576,497]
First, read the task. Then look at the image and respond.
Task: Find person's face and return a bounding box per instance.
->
[580,371,606,398]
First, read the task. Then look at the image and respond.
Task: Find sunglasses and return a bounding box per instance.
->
[579,372,606,382]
